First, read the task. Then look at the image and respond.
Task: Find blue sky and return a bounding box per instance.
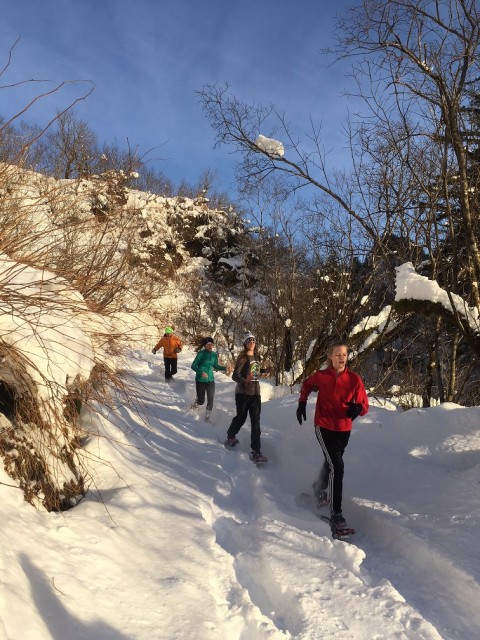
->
[2,0,356,196]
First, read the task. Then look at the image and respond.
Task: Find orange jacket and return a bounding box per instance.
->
[154,334,183,359]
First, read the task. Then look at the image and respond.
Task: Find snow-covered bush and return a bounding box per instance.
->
[0,255,103,509]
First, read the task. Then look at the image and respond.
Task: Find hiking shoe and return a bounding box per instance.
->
[251,450,268,463]
[205,409,211,421]
[191,400,199,410]
[330,513,347,529]
[225,437,239,447]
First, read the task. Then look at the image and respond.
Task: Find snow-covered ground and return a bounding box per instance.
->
[2,347,480,640]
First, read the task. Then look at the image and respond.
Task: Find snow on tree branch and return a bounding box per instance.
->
[350,305,397,353]
[254,134,285,158]
[395,263,480,334]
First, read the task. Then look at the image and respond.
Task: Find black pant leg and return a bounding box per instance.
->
[164,358,177,379]
[248,395,262,452]
[316,428,350,515]
[227,394,249,438]
[195,381,207,406]
[205,381,215,411]
[319,457,330,490]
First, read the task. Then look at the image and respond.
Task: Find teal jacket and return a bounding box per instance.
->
[191,349,227,383]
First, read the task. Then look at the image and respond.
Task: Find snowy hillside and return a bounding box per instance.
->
[0,163,248,295]
[2,347,479,639]
[0,164,250,510]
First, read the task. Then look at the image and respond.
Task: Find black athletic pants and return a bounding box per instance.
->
[195,381,215,411]
[227,394,261,452]
[315,427,351,515]
[164,357,178,380]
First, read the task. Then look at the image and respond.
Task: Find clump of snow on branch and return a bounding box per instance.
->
[395,262,480,332]
[255,134,285,158]
[351,307,392,337]
[350,305,397,353]
[349,262,480,355]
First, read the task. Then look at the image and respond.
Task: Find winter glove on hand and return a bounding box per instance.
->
[152,348,157,355]
[346,402,362,420]
[296,401,307,425]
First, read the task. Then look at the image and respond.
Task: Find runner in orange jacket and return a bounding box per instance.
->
[152,327,183,381]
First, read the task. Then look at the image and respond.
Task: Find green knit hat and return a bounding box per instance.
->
[165,326,174,335]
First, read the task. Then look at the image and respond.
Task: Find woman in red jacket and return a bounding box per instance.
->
[296,341,368,530]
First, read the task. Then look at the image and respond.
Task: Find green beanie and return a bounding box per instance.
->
[165,327,174,335]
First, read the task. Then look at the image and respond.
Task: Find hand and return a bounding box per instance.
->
[152,349,157,355]
[346,402,362,420]
[245,371,254,382]
[201,372,208,379]
[296,401,307,425]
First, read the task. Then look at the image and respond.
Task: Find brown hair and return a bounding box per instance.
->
[234,340,258,369]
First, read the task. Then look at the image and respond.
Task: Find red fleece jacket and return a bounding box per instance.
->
[299,366,368,432]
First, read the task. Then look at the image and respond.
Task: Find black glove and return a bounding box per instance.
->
[296,401,307,425]
[152,348,157,355]
[346,402,362,420]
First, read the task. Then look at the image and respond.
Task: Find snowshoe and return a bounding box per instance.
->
[250,450,268,464]
[295,492,329,511]
[330,513,347,528]
[315,490,330,507]
[321,514,356,540]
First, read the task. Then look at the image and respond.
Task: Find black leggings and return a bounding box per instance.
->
[195,381,215,411]
[164,357,178,380]
[227,394,262,452]
[315,427,350,515]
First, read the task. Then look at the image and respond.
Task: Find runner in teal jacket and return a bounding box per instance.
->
[191,337,228,420]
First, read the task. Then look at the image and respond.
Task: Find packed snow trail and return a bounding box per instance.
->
[120,350,443,639]
[2,348,480,639]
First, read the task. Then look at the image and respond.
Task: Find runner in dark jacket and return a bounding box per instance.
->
[225,333,270,462]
